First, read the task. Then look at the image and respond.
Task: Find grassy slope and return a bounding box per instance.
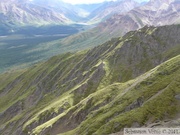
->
[61,55,180,135]
[0,25,180,135]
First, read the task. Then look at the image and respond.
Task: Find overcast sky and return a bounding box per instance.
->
[62,0,117,4]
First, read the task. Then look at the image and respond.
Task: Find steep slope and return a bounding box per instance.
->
[62,54,180,135]
[0,25,180,135]
[60,0,180,51]
[130,0,180,26]
[87,0,140,24]
[31,0,89,21]
[98,0,180,36]
[0,0,74,36]
[0,0,91,35]
[1,0,142,34]
[0,0,72,25]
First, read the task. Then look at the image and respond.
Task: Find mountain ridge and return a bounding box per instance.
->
[86,0,141,24]
[58,0,180,53]
[0,24,180,135]
[0,0,149,35]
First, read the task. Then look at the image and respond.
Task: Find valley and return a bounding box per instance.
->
[0,0,180,135]
[1,0,180,73]
[0,34,64,73]
[0,24,87,73]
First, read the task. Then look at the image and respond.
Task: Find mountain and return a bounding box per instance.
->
[59,0,180,52]
[0,0,145,73]
[0,24,180,135]
[0,0,93,35]
[31,0,89,21]
[87,0,141,23]
[0,0,149,35]
[0,0,142,28]
[134,0,180,25]
[0,0,74,36]
[0,0,148,36]
[0,0,72,25]
[95,0,180,38]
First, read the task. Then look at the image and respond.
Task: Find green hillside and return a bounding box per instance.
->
[0,25,180,135]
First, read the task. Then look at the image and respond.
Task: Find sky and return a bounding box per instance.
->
[62,0,117,5]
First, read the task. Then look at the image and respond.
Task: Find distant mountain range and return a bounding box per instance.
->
[0,0,71,35]
[0,0,74,25]
[59,0,180,51]
[0,0,149,35]
[0,0,180,73]
[97,0,180,37]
